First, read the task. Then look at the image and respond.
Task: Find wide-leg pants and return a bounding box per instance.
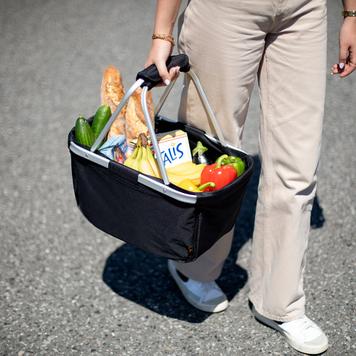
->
[173,0,327,322]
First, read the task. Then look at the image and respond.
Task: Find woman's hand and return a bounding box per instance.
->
[331,17,356,77]
[144,39,180,86]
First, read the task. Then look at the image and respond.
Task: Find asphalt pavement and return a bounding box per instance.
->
[0,0,355,355]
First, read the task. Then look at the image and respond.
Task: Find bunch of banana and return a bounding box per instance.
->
[124,133,161,178]
[166,161,206,186]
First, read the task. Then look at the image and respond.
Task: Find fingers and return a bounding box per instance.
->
[337,43,354,77]
[330,41,349,76]
[330,44,356,78]
[339,61,356,77]
[157,63,181,85]
[340,45,356,77]
[144,57,181,87]
[339,42,349,67]
[154,63,180,86]
[155,60,171,85]
[331,55,356,78]
[169,65,181,82]
[330,61,356,77]
[331,63,340,75]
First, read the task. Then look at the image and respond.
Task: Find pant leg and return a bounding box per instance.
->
[248,0,327,322]
[173,0,271,281]
[173,228,235,282]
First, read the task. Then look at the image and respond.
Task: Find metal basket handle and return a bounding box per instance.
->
[154,69,227,146]
[91,54,227,186]
[140,72,227,186]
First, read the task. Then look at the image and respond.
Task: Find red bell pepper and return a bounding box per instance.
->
[200,154,237,191]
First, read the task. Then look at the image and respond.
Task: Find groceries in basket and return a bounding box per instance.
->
[192,140,211,164]
[165,160,206,186]
[126,128,192,166]
[101,65,154,143]
[155,130,192,168]
[74,105,111,147]
[124,133,161,178]
[73,64,247,193]
[98,135,128,162]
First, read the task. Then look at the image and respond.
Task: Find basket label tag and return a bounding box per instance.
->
[156,130,192,168]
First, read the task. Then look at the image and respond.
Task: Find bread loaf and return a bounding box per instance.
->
[101,65,126,138]
[125,87,154,142]
[100,65,155,142]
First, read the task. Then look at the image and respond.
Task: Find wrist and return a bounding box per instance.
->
[342,15,356,24]
[154,23,174,36]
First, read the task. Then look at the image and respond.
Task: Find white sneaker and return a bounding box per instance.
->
[251,304,328,355]
[167,260,228,313]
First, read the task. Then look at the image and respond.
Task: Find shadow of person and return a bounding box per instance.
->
[102,154,325,322]
[311,194,325,229]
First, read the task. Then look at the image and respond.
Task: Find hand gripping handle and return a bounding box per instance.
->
[136,54,190,90]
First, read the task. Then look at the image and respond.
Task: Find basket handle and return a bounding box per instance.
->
[136,54,190,89]
[156,69,227,147]
[140,63,227,186]
[92,54,227,187]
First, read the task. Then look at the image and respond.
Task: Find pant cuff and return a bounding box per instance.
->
[172,260,223,282]
[248,294,305,323]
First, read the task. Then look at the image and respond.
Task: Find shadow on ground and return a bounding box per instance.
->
[102,155,325,322]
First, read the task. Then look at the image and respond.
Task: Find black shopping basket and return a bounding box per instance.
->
[68,54,254,262]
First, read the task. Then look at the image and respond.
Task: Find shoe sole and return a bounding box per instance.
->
[167,260,228,313]
[251,305,328,355]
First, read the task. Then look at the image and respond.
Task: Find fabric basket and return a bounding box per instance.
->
[68,55,254,262]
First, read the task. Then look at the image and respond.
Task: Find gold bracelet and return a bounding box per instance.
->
[152,33,175,46]
[342,10,356,17]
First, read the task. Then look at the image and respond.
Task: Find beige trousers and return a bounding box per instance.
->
[173,0,327,321]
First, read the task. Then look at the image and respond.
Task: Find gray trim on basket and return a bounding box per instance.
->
[70,141,109,168]
[70,141,197,204]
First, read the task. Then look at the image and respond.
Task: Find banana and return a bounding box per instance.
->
[166,161,206,175]
[166,172,185,185]
[138,146,157,177]
[170,161,200,170]
[167,171,201,185]
[133,146,143,171]
[166,162,205,177]
[166,161,206,185]
[123,146,139,170]
[123,133,204,182]
[124,147,141,171]
[124,133,161,178]
[146,146,161,178]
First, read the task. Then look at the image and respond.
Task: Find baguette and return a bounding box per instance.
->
[125,87,154,142]
[100,65,126,138]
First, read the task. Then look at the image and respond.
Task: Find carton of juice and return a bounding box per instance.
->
[156,130,192,168]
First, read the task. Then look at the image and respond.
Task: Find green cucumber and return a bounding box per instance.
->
[91,104,112,140]
[75,116,95,147]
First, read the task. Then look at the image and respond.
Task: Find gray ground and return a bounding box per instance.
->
[0,0,355,355]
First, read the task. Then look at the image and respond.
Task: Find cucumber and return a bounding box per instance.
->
[91,104,112,140]
[75,116,95,147]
